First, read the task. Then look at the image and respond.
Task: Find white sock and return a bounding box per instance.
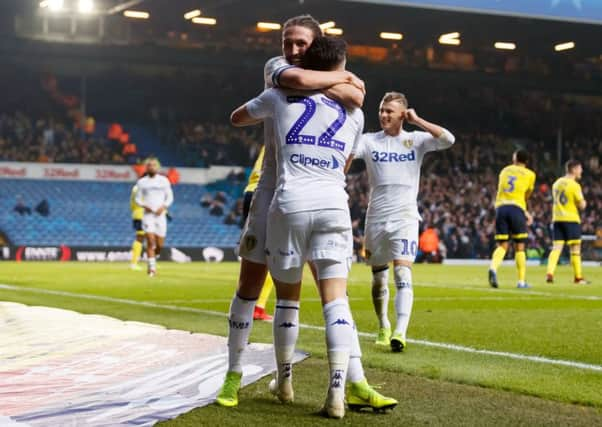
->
[394,265,414,338]
[148,257,156,271]
[347,320,365,383]
[371,268,390,329]
[323,298,353,400]
[273,299,300,385]
[227,294,256,373]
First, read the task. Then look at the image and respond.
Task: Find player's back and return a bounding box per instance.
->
[495,164,536,211]
[269,89,364,214]
[552,177,582,223]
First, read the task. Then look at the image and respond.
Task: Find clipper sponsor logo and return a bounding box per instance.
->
[290,154,340,170]
[371,150,416,163]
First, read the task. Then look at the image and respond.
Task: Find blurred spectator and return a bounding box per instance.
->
[35,199,50,217]
[0,112,125,164]
[14,197,32,215]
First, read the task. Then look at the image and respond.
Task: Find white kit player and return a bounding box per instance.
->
[232,36,376,419]
[217,14,396,415]
[351,92,455,352]
[135,157,173,277]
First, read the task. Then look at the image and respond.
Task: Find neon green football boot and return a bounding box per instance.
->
[216,371,242,407]
[375,327,391,346]
[390,332,407,353]
[346,379,398,412]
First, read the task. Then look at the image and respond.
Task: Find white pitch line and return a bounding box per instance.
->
[414,283,602,301]
[162,296,557,304]
[1,283,601,373]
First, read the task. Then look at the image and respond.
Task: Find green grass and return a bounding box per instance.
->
[0,262,601,426]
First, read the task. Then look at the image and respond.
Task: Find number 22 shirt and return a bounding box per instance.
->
[245,88,364,214]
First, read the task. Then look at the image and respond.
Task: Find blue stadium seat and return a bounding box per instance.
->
[0,179,243,248]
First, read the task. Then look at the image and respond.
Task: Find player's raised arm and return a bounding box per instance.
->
[405,108,455,146]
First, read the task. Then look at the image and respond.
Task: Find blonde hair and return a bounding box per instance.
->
[381,91,408,108]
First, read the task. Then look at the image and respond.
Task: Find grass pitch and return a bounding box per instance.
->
[0,261,600,426]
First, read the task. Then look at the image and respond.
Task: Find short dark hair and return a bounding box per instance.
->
[514,149,529,165]
[282,14,322,39]
[301,36,347,71]
[565,159,581,173]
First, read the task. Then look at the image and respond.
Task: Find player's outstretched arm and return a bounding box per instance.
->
[278,68,366,109]
[230,105,261,127]
[278,68,364,92]
[323,84,365,109]
[231,89,275,127]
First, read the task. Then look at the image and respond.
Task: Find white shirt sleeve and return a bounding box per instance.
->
[164,179,174,208]
[246,89,277,120]
[414,128,455,153]
[264,56,293,89]
[350,110,365,159]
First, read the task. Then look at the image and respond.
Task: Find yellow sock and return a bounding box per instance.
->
[571,253,582,279]
[256,272,274,310]
[546,249,562,276]
[515,251,526,282]
[131,240,143,265]
[490,246,506,271]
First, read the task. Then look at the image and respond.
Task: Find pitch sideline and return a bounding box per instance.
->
[0,283,600,373]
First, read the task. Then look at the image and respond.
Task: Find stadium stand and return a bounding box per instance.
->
[0,179,244,248]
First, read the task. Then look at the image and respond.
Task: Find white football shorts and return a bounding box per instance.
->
[142,213,167,238]
[266,207,352,284]
[364,218,419,266]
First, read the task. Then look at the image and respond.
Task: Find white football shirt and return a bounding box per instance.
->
[354,129,455,221]
[246,88,364,214]
[135,174,174,214]
[253,56,290,195]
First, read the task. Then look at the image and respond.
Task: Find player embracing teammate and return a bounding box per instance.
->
[216,15,396,418]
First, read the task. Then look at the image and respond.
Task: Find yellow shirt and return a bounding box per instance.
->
[495,164,536,211]
[244,146,265,193]
[552,176,584,223]
[130,185,144,220]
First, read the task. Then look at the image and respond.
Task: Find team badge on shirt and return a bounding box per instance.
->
[403,139,413,149]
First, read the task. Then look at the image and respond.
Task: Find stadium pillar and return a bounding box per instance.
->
[556,126,563,171]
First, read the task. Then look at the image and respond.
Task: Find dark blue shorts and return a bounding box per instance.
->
[132,219,143,234]
[553,222,581,244]
[495,205,528,242]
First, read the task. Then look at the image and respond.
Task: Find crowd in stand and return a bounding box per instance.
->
[347,134,601,260]
[0,112,127,164]
[176,121,261,167]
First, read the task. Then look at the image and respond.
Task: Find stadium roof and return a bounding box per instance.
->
[1,0,601,59]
